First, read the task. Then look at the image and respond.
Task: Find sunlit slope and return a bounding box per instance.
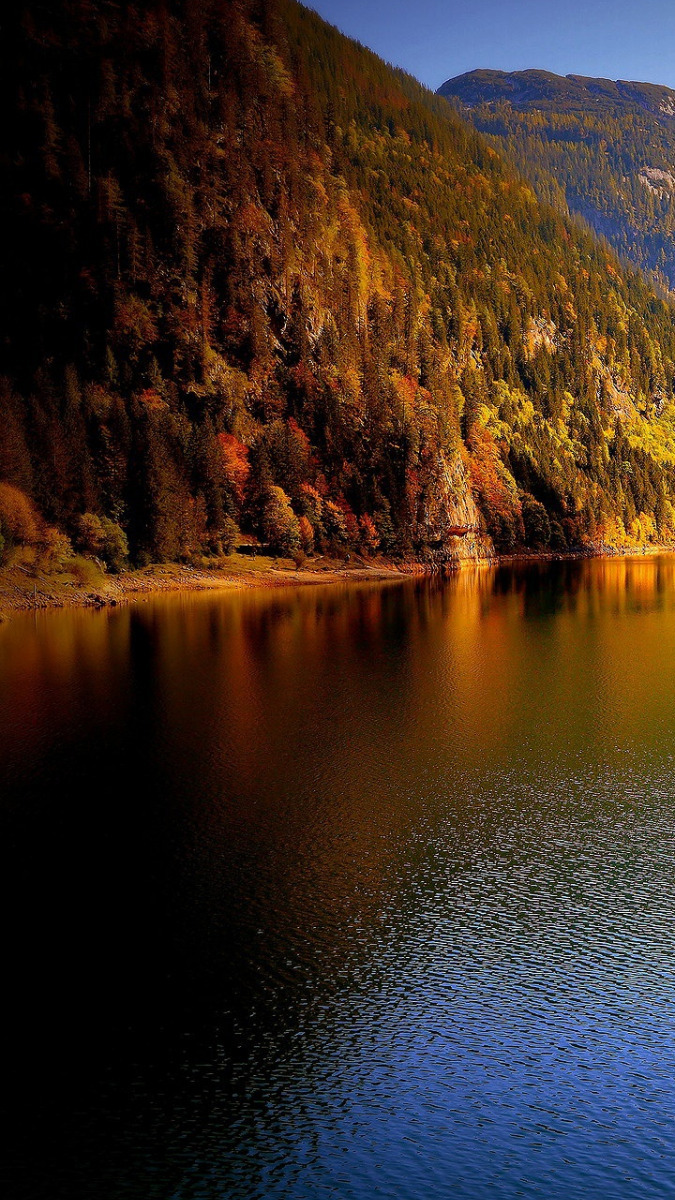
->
[439,68,675,292]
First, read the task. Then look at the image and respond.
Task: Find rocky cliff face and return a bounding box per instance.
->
[418,452,493,562]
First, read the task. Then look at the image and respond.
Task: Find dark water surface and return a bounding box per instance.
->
[2,558,675,1199]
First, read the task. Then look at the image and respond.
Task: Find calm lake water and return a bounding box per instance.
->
[3,558,675,1199]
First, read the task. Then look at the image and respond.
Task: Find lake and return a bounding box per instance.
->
[2,557,675,1199]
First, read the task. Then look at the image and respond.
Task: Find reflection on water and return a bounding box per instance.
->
[3,558,675,1198]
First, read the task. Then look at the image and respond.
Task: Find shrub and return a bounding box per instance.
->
[359,513,380,555]
[521,494,551,550]
[299,483,324,539]
[39,527,74,569]
[468,427,525,551]
[335,497,359,544]
[67,555,105,588]
[261,485,300,554]
[100,518,129,571]
[73,513,128,571]
[549,519,567,553]
[323,500,348,549]
[0,483,42,548]
[298,515,314,555]
[374,502,396,554]
[220,516,239,555]
[217,433,250,505]
[73,512,105,555]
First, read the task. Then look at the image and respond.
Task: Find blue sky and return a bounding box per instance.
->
[308,0,675,91]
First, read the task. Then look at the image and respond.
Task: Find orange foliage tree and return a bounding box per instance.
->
[467,428,524,550]
[217,433,250,506]
[0,483,42,549]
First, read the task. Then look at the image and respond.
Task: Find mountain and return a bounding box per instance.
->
[438,68,675,290]
[3,4,675,567]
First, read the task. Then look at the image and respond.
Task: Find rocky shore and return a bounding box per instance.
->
[2,541,671,620]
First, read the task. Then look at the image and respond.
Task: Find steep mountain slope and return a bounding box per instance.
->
[438,68,675,290]
[3,4,675,566]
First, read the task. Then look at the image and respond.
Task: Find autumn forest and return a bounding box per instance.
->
[5,0,675,571]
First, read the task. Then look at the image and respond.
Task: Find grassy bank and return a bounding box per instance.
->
[0,549,435,617]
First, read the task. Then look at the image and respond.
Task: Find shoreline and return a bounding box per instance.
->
[0,544,672,618]
[0,553,434,617]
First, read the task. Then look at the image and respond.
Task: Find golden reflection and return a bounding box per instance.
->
[4,559,675,973]
[4,559,675,873]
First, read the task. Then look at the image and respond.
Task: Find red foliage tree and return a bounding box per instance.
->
[217,433,250,506]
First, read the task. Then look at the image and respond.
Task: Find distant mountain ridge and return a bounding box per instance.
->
[439,69,675,119]
[438,68,675,288]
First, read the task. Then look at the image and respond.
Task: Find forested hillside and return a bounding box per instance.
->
[439,69,675,291]
[5,3,675,566]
